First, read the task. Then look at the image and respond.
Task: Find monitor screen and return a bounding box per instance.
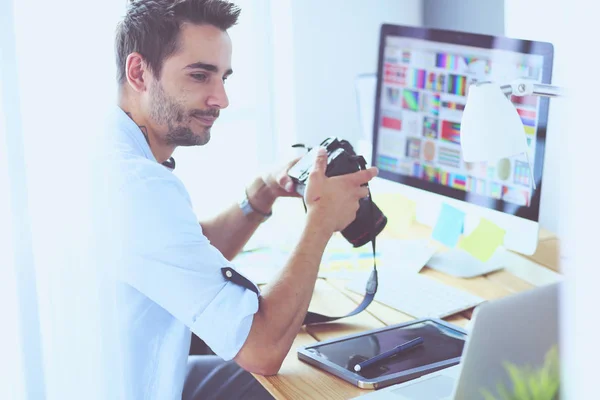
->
[372,25,554,222]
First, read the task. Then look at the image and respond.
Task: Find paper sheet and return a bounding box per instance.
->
[458,217,506,262]
[234,237,437,284]
[431,203,465,247]
[371,193,417,236]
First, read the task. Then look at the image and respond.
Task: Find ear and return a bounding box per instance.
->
[125,52,149,93]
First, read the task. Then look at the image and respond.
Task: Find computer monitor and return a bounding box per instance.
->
[371,24,554,256]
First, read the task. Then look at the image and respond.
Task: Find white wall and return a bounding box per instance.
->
[423,0,504,36]
[286,0,423,148]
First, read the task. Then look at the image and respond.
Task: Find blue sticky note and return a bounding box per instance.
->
[432,203,465,247]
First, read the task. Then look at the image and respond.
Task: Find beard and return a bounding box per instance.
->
[148,81,219,147]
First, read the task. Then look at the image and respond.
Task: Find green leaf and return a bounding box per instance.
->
[479,345,560,400]
[505,362,532,400]
[497,382,515,400]
[481,388,499,400]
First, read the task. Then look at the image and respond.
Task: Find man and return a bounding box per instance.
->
[111,0,378,399]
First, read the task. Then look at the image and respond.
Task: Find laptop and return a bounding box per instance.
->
[352,283,560,399]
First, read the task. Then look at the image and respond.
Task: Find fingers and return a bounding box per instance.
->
[287,155,303,168]
[349,167,379,185]
[310,147,328,176]
[357,186,369,199]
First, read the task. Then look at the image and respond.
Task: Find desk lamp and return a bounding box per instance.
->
[460,79,564,188]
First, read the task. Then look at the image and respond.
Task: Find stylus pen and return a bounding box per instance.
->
[353,337,424,372]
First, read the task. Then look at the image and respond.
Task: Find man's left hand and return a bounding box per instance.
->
[261,157,303,199]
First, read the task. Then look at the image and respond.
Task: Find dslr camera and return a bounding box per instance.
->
[287,137,387,247]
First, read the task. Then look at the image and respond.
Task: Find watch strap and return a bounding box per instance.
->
[239,191,272,222]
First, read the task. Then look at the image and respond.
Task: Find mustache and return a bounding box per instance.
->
[190,109,220,119]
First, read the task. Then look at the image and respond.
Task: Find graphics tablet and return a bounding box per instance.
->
[297,318,467,389]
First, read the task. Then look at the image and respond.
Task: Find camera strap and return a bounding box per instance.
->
[301,155,378,325]
[301,193,378,325]
[221,155,379,326]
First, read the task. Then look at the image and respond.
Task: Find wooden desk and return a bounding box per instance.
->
[252,223,561,400]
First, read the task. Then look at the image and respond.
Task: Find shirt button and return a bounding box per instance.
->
[225,270,233,278]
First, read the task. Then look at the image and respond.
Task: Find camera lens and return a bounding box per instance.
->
[341,198,388,248]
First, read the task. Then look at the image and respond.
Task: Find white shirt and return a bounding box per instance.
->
[107,107,259,400]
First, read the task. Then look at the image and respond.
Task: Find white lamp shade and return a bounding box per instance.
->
[460,83,529,163]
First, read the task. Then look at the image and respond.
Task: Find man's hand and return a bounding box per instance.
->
[243,156,302,218]
[304,147,378,233]
[261,156,303,199]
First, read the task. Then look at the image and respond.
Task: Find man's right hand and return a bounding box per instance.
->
[303,147,379,233]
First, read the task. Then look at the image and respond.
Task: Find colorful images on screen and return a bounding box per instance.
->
[514,160,530,186]
[384,63,407,85]
[409,69,427,89]
[397,160,413,175]
[422,165,439,183]
[447,74,467,96]
[385,87,401,106]
[438,146,461,168]
[517,107,537,136]
[440,170,450,185]
[468,177,487,195]
[450,173,467,190]
[405,137,421,159]
[380,110,402,130]
[440,171,467,191]
[511,95,538,107]
[423,93,440,116]
[490,182,502,199]
[497,158,511,181]
[377,41,541,209]
[412,162,423,178]
[402,90,420,111]
[441,120,461,144]
[502,186,530,206]
[436,74,446,92]
[516,63,541,80]
[423,141,436,162]
[441,100,466,111]
[377,155,399,171]
[435,53,491,74]
[426,72,437,90]
[423,116,438,138]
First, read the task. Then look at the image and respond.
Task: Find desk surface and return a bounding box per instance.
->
[251,222,561,400]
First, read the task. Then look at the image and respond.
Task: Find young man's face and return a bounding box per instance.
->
[145,23,232,147]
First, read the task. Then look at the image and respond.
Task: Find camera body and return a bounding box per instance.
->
[288,137,387,247]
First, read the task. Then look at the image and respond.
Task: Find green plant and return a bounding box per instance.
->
[481,345,560,400]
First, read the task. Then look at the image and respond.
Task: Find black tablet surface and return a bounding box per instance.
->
[297,318,467,389]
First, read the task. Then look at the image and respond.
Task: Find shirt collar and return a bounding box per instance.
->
[115,106,157,162]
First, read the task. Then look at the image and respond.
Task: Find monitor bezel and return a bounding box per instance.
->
[371,24,554,223]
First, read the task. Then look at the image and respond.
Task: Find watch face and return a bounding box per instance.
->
[240,197,252,216]
[240,196,270,221]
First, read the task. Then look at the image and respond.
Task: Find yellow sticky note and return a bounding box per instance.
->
[458,218,506,262]
[372,193,416,237]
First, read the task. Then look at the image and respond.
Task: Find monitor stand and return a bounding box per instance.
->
[426,248,505,278]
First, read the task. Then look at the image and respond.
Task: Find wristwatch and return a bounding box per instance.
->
[239,192,272,222]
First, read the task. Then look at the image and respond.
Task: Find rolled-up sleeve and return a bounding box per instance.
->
[117,170,259,360]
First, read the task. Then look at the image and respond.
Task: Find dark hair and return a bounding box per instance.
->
[115,0,240,84]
